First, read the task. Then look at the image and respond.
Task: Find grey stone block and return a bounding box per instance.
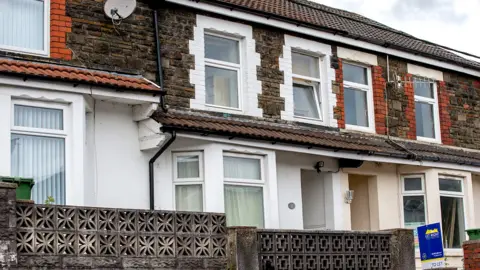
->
[149,257,176,268]
[122,257,151,268]
[176,257,205,269]
[62,256,94,268]
[92,256,123,268]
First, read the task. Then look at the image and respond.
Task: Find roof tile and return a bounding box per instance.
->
[156,111,480,167]
[0,58,161,92]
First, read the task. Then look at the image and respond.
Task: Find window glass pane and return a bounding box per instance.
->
[441,196,465,248]
[403,195,426,228]
[224,185,264,228]
[205,34,239,64]
[343,63,368,85]
[415,101,435,138]
[404,177,422,191]
[292,52,319,78]
[11,134,65,205]
[206,66,239,108]
[439,178,462,192]
[293,83,320,119]
[14,105,63,130]
[176,185,203,212]
[413,78,434,98]
[344,87,368,127]
[0,0,45,51]
[224,156,261,180]
[177,155,200,178]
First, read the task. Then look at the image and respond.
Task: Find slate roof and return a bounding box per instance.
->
[157,111,480,167]
[0,58,162,92]
[202,0,480,71]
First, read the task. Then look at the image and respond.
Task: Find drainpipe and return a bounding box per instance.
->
[153,8,168,113]
[149,130,176,210]
[149,6,172,210]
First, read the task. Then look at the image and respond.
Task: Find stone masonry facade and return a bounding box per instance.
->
[3,0,480,150]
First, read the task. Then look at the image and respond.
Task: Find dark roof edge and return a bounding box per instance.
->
[161,124,480,167]
[172,0,480,75]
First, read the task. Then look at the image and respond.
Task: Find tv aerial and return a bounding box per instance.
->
[104,0,137,25]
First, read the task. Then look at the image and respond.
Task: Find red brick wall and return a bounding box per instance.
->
[463,240,480,270]
[50,0,72,60]
[438,81,453,145]
[372,65,387,135]
[404,73,417,140]
[334,58,345,129]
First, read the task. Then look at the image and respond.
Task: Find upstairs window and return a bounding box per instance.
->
[292,51,322,120]
[0,0,49,55]
[204,34,241,109]
[414,77,440,142]
[343,63,374,132]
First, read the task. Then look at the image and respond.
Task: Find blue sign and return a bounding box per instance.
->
[417,222,445,269]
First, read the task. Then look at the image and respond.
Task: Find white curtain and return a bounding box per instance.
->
[0,0,45,51]
[175,185,203,212]
[223,156,261,180]
[177,155,200,178]
[11,134,66,204]
[14,105,63,130]
[224,185,264,228]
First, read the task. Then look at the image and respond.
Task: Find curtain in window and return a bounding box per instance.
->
[293,83,320,119]
[177,156,200,179]
[205,66,239,108]
[223,156,261,180]
[403,195,426,228]
[14,105,63,130]
[175,185,203,212]
[415,101,435,138]
[0,0,45,51]
[224,185,264,228]
[11,134,66,205]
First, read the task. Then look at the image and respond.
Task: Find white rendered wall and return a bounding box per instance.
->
[301,170,326,229]
[276,151,337,229]
[90,101,152,209]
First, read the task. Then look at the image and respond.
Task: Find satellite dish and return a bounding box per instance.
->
[104,0,137,20]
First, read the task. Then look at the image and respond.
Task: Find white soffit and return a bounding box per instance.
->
[407,63,444,81]
[337,47,378,66]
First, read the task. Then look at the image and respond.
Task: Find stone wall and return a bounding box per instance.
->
[4,0,480,150]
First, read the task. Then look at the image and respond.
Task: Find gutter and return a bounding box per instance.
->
[148,130,176,210]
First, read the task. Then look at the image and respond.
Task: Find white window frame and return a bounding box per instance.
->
[438,175,466,250]
[343,62,375,133]
[172,151,205,211]
[400,174,428,229]
[291,50,323,121]
[413,77,441,143]
[223,152,267,227]
[0,0,50,57]
[10,99,70,204]
[204,32,243,111]
[189,15,262,117]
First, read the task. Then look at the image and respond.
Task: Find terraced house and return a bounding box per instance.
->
[1,0,479,268]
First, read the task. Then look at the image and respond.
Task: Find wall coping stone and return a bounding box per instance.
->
[0,182,17,189]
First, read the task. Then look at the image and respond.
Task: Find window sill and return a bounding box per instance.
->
[345,124,375,133]
[0,45,49,58]
[416,136,441,144]
[204,104,243,115]
[293,116,324,125]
